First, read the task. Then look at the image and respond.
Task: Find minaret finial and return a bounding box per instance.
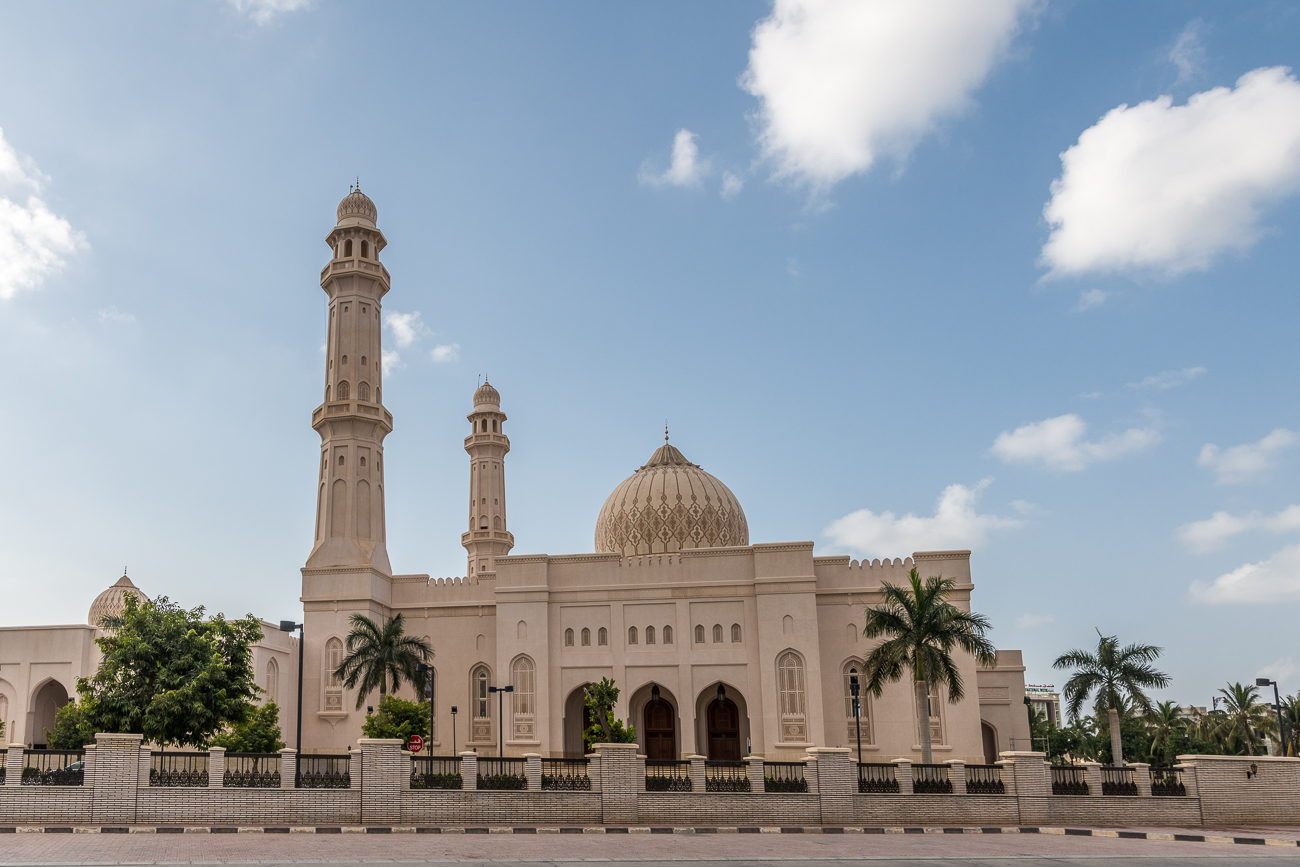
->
[355,176,360,191]
[665,421,669,443]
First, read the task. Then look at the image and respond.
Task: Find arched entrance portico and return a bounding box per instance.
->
[562,685,594,757]
[694,682,751,761]
[30,679,69,749]
[981,721,998,765]
[628,683,681,760]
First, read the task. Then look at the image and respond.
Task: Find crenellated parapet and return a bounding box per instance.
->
[390,572,496,607]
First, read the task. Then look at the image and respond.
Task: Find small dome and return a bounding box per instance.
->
[336,187,377,226]
[595,440,748,557]
[89,574,149,628]
[473,380,500,410]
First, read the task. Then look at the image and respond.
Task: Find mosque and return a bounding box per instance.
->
[0,189,1030,763]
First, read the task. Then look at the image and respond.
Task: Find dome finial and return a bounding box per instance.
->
[665,421,669,443]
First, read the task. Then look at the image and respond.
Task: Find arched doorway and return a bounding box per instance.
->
[707,697,741,760]
[31,680,68,748]
[981,721,998,765]
[562,685,594,757]
[643,698,676,760]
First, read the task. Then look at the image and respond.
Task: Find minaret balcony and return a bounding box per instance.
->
[320,258,391,286]
[463,433,509,447]
[312,400,393,428]
[461,530,515,546]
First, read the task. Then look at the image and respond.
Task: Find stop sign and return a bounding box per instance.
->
[408,735,424,753]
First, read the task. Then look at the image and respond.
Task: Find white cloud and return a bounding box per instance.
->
[1129,366,1206,390]
[1009,499,1045,516]
[1189,542,1300,604]
[1178,504,1300,554]
[383,310,428,348]
[721,171,744,199]
[228,0,312,25]
[639,129,709,188]
[1040,67,1300,278]
[98,306,135,324]
[823,479,1020,557]
[1255,656,1297,689]
[990,414,1161,472]
[430,343,460,364]
[1169,20,1206,83]
[381,349,402,376]
[0,127,86,300]
[1198,428,1298,484]
[1071,289,1110,312]
[740,0,1035,192]
[1016,613,1054,629]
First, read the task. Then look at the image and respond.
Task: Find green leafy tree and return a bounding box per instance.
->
[76,594,263,748]
[1282,692,1300,757]
[1213,682,1277,755]
[860,568,998,765]
[1144,700,1186,764]
[360,695,430,746]
[1053,629,1169,767]
[45,701,95,749]
[210,702,285,753]
[584,677,637,744]
[334,613,433,710]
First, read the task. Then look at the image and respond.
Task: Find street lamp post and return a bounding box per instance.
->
[278,620,304,753]
[488,686,513,757]
[849,668,863,766]
[1257,678,1289,757]
[451,707,457,754]
[417,663,434,755]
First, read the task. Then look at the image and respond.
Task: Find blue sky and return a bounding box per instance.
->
[2,0,1299,708]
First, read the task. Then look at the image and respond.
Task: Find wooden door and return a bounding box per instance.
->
[643,700,676,760]
[707,698,740,760]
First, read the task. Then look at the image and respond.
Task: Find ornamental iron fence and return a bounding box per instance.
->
[150,752,209,787]
[1150,767,1187,797]
[0,750,5,785]
[912,763,952,794]
[541,757,590,790]
[223,753,280,788]
[1051,765,1089,796]
[411,755,461,789]
[645,759,692,792]
[705,760,751,792]
[22,750,84,786]
[1100,765,1138,796]
[764,760,808,793]
[296,754,351,789]
[964,764,1005,795]
[476,756,526,790]
[857,762,900,794]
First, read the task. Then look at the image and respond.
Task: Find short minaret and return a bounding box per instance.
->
[305,186,392,575]
[462,380,514,577]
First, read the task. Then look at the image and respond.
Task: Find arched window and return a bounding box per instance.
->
[342,355,347,365]
[471,665,491,744]
[695,624,705,644]
[712,624,723,643]
[598,627,607,646]
[919,683,945,745]
[628,626,638,645]
[337,381,349,399]
[645,625,655,645]
[662,625,673,644]
[564,628,574,646]
[493,516,501,530]
[361,240,369,258]
[376,387,381,404]
[324,638,344,711]
[482,419,488,432]
[731,623,742,643]
[265,658,278,701]
[511,657,535,741]
[479,515,488,529]
[843,660,871,744]
[344,239,353,256]
[358,382,369,401]
[581,627,591,646]
[777,651,808,743]
[492,419,497,432]
[325,385,331,401]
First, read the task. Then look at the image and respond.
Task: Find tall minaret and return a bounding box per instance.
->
[305,186,392,575]
[462,380,514,577]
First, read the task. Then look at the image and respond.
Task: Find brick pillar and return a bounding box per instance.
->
[745,755,765,794]
[588,752,602,792]
[401,750,412,790]
[137,746,152,787]
[349,748,362,789]
[358,738,404,825]
[804,755,820,793]
[1130,762,1152,797]
[893,759,913,795]
[994,759,1017,796]
[946,759,966,795]
[90,733,145,825]
[594,743,638,825]
[460,750,477,790]
[279,749,297,789]
[5,744,24,787]
[524,753,542,791]
[1082,761,1103,797]
[1175,762,1199,798]
[208,746,226,789]
[82,744,96,785]
[808,748,853,824]
[687,754,706,793]
[999,752,1049,797]
[636,753,646,793]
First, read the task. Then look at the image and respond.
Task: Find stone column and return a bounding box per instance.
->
[594,743,638,825]
[893,758,913,795]
[208,746,226,788]
[1082,761,1103,797]
[279,748,297,789]
[687,754,706,793]
[807,748,853,825]
[524,752,542,791]
[946,760,966,795]
[745,755,765,794]
[90,734,145,825]
[460,750,478,790]
[5,744,24,787]
[1130,762,1152,797]
[358,738,404,825]
[349,748,363,789]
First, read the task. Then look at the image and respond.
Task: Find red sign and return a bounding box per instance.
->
[407,735,424,753]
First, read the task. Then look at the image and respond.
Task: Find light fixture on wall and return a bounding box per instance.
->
[651,685,661,707]
[716,684,726,707]
[1247,762,1259,779]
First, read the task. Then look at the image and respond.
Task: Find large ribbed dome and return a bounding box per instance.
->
[88,574,149,628]
[594,440,748,557]
[336,187,377,225]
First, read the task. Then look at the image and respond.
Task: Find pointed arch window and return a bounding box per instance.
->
[564,628,574,647]
[265,658,279,702]
[337,381,349,400]
[695,624,705,644]
[628,626,638,645]
[360,240,369,258]
[344,239,353,257]
[918,683,945,745]
[731,623,742,643]
[662,625,673,644]
[471,665,492,744]
[324,638,344,711]
[843,660,872,745]
[777,651,808,743]
[712,624,723,643]
[598,627,608,646]
[358,382,369,401]
[581,627,591,646]
[511,656,535,741]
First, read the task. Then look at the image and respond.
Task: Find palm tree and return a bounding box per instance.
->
[1144,700,1185,764]
[334,613,433,710]
[1053,630,1169,767]
[1283,692,1300,757]
[860,568,998,765]
[1212,682,1277,756]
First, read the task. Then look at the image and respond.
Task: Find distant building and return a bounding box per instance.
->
[1026,684,1062,726]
